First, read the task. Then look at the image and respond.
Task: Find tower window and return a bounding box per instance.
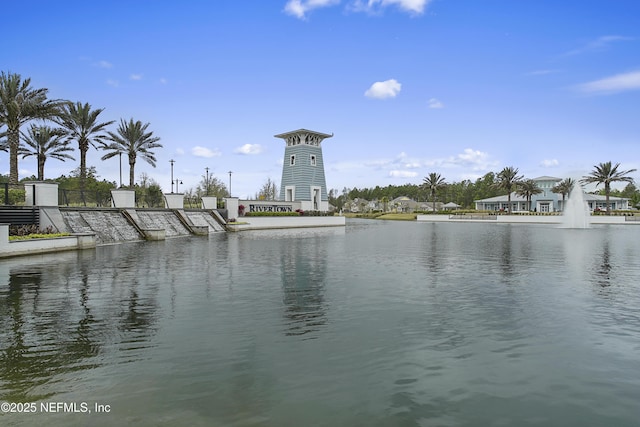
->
[310,155,316,166]
[290,155,295,166]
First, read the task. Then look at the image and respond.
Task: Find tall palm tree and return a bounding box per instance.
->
[422,172,446,212]
[515,179,543,211]
[581,161,637,215]
[380,195,389,212]
[57,102,114,191]
[552,177,575,211]
[102,118,162,187]
[494,166,523,213]
[0,71,67,184]
[19,125,75,180]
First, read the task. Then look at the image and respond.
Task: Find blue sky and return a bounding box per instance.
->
[3,0,640,196]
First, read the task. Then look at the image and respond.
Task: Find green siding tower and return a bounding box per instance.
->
[274,129,333,211]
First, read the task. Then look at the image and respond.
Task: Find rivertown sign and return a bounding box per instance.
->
[249,204,293,213]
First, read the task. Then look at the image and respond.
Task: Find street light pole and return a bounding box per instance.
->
[228,171,232,197]
[118,152,122,188]
[169,159,175,193]
[205,167,210,196]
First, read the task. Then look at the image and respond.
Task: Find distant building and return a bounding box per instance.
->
[274,129,332,212]
[474,176,631,212]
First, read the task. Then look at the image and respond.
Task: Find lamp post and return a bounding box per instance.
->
[169,159,175,193]
[118,151,123,188]
[205,167,210,196]
[174,179,183,193]
[228,171,232,197]
[35,130,41,180]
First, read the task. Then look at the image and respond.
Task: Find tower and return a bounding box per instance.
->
[274,129,333,212]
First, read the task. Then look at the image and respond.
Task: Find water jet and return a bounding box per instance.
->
[561,184,590,228]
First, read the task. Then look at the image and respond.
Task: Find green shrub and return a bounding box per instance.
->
[9,225,57,236]
[0,188,26,205]
[244,211,299,217]
[10,232,70,241]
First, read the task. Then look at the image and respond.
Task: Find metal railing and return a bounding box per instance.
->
[0,183,26,206]
[449,214,497,220]
[134,189,165,208]
[58,188,112,207]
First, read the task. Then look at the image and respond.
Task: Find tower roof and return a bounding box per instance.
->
[274,129,333,140]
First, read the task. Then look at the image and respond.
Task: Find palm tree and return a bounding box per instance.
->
[57,102,114,191]
[19,125,75,180]
[494,166,523,213]
[380,195,389,212]
[515,179,543,211]
[552,177,575,211]
[422,172,446,212]
[102,118,162,187]
[581,161,637,215]
[0,71,67,184]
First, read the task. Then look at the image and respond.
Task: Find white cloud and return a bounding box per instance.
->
[234,144,264,155]
[159,78,168,85]
[94,60,113,69]
[428,98,444,109]
[130,74,143,80]
[175,148,185,155]
[284,0,339,19]
[106,79,119,87]
[389,170,419,178]
[540,159,559,167]
[352,0,431,14]
[576,70,640,95]
[430,148,497,172]
[284,0,430,18]
[192,146,222,158]
[564,35,634,56]
[365,79,401,99]
[525,69,560,76]
[330,148,497,186]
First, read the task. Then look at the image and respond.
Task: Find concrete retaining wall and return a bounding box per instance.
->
[417,214,636,225]
[0,223,96,258]
[227,216,345,231]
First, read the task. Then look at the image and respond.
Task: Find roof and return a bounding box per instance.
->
[584,193,629,202]
[443,202,461,208]
[532,176,562,182]
[474,192,527,203]
[391,196,414,202]
[273,129,334,139]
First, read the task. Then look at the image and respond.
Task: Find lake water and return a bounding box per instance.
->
[1,219,639,426]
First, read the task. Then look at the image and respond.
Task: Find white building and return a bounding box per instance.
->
[474,176,631,212]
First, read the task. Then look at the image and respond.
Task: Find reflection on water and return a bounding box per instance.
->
[1,222,640,426]
[280,236,327,338]
[0,246,161,405]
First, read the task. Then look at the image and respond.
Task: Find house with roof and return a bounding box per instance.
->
[475,176,563,212]
[391,196,419,213]
[474,176,631,212]
[581,194,631,211]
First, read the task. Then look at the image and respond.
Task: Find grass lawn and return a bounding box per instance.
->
[9,233,71,241]
[375,213,417,221]
[342,212,417,220]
